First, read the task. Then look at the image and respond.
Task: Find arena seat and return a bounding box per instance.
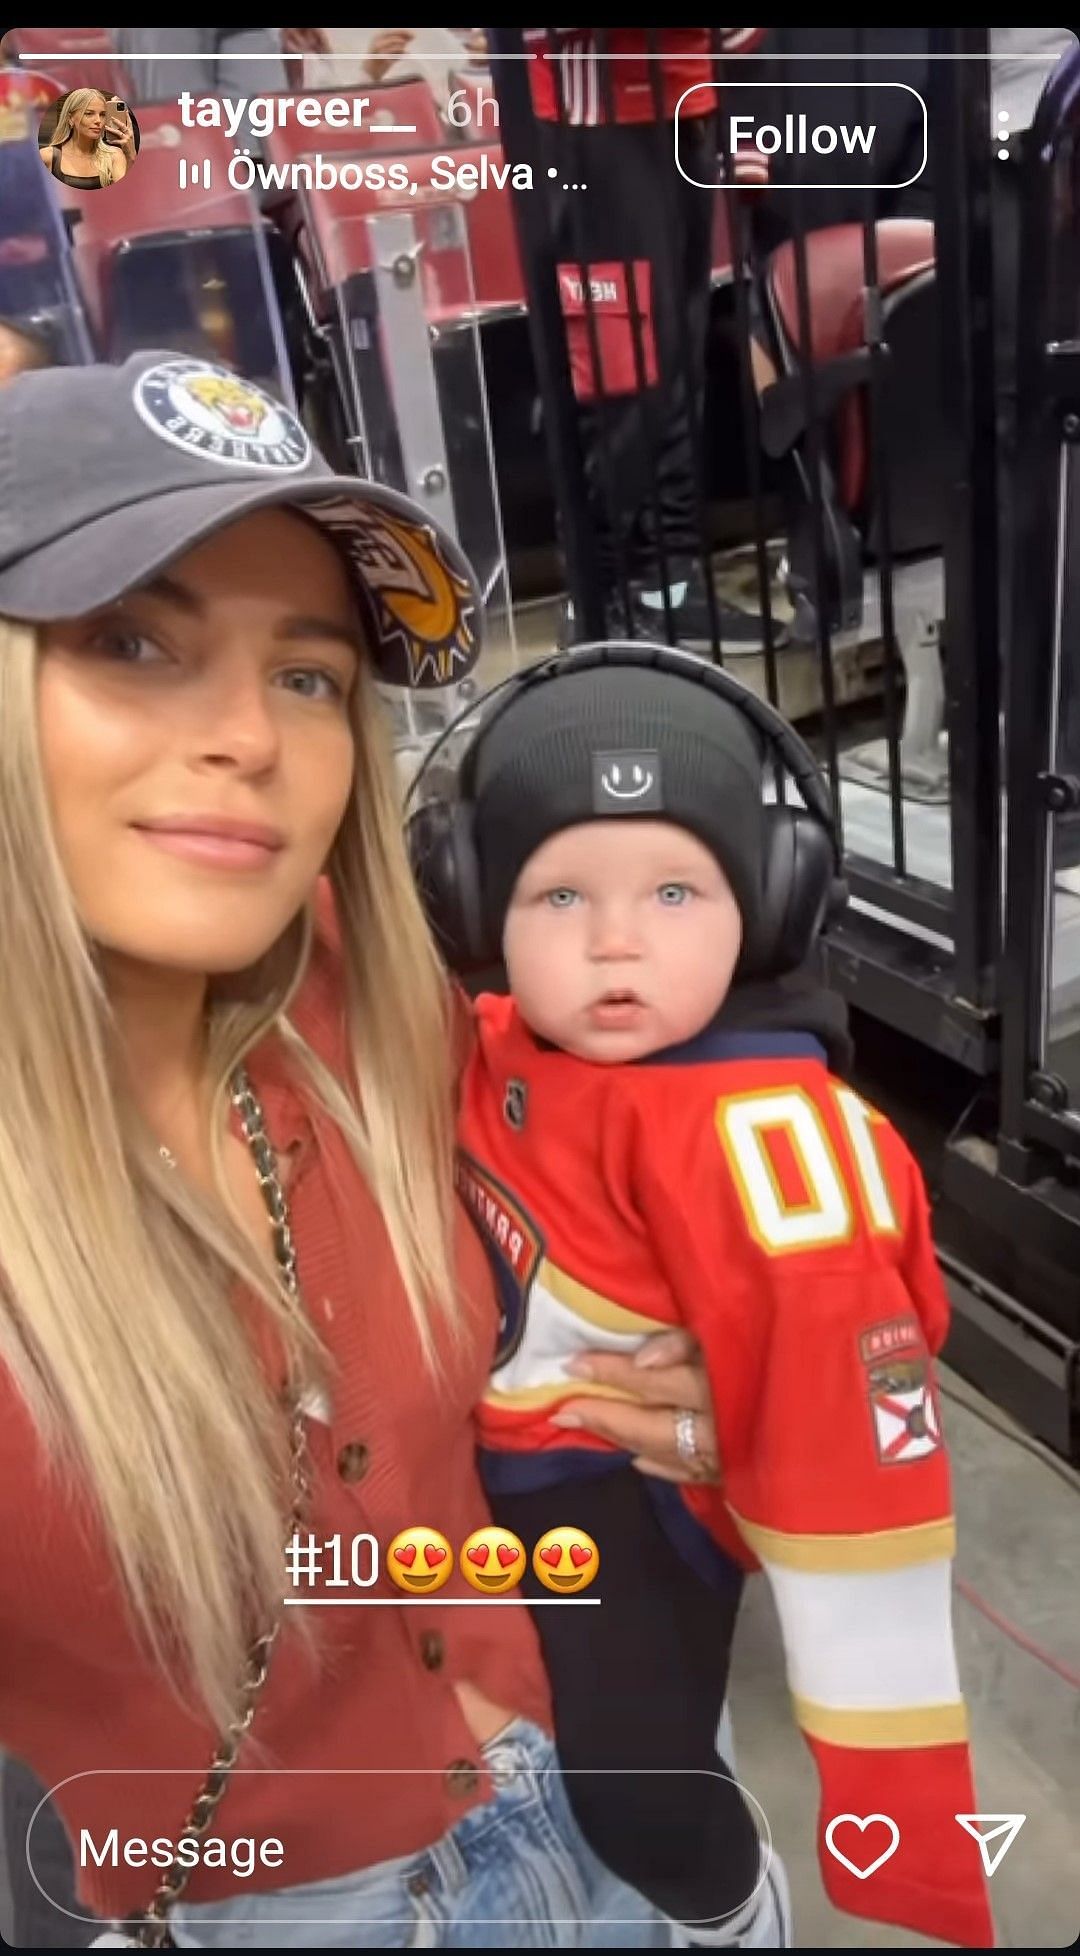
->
[50,105,291,391]
[297,144,525,322]
[757,220,948,796]
[286,143,527,547]
[763,221,936,522]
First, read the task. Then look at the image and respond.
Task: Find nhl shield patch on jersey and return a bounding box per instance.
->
[866,1354,942,1465]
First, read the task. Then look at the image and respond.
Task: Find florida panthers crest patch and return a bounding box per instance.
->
[133,358,311,471]
[456,1152,543,1368]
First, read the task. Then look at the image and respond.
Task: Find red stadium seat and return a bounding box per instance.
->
[763,220,936,517]
[298,145,525,324]
[54,105,252,245]
[46,103,288,386]
[756,219,950,791]
[52,105,254,339]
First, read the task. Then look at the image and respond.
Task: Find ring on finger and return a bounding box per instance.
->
[674,1408,700,1470]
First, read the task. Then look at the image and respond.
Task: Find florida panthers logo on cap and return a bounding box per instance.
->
[133,358,311,472]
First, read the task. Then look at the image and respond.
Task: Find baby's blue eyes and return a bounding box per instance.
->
[542,883,694,908]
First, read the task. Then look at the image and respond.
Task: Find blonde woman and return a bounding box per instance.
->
[39,87,132,189]
[0,352,720,1951]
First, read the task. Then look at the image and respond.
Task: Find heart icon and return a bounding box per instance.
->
[424,1543,447,1567]
[824,1814,901,1881]
[569,1543,592,1568]
[496,1542,519,1567]
[393,1543,417,1567]
[539,1544,562,1567]
[467,1543,490,1567]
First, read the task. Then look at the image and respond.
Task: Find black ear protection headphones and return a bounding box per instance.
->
[404,641,846,981]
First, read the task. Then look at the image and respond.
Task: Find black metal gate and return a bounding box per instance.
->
[998,46,1080,1171]
[938,44,1080,1458]
[488,25,1080,1452]
[491,26,1004,1068]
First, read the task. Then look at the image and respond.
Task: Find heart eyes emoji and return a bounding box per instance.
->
[532,1528,599,1593]
[385,1528,454,1594]
[459,1528,527,1594]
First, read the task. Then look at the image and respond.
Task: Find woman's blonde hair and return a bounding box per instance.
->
[0,617,459,1730]
[49,89,120,184]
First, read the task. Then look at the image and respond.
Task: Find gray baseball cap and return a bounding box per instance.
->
[0,350,481,689]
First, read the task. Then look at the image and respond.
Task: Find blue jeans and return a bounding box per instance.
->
[169,1720,676,1949]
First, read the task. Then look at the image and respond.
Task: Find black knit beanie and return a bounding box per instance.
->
[470,665,767,940]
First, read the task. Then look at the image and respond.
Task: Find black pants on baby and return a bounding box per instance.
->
[489,1466,762,1932]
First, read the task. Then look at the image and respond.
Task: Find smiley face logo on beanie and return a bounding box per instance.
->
[601,761,654,800]
[592,750,663,813]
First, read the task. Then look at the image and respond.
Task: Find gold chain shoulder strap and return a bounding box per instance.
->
[130,1068,310,1949]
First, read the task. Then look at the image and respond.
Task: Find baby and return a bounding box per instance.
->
[413,651,992,1948]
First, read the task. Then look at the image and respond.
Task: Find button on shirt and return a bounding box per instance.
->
[336,1440,370,1483]
[0,889,552,1921]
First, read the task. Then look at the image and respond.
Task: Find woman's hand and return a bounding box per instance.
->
[280,27,332,56]
[363,28,416,85]
[550,1328,720,1484]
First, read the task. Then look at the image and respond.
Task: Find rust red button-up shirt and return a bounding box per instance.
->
[0,896,552,1921]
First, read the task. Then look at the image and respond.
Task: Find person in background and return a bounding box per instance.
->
[522,28,771,654]
[283,26,488,130]
[38,87,131,188]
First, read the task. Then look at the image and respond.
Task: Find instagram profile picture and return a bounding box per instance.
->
[38,85,140,191]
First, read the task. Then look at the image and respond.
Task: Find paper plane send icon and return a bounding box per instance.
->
[955,1814,1026,1877]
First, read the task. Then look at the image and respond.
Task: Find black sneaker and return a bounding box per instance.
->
[556,590,634,650]
[632,566,783,653]
[557,582,783,654]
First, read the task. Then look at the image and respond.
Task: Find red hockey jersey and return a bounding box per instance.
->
[459,994,993,1948]
[526,27,766,154]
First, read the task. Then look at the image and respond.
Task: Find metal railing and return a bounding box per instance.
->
[490,26,1007,1067]
[998,43,1080,1170]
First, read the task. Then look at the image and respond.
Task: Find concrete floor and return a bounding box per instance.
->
[1,1366,1076,1948]
[727,1363,1080,1950]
